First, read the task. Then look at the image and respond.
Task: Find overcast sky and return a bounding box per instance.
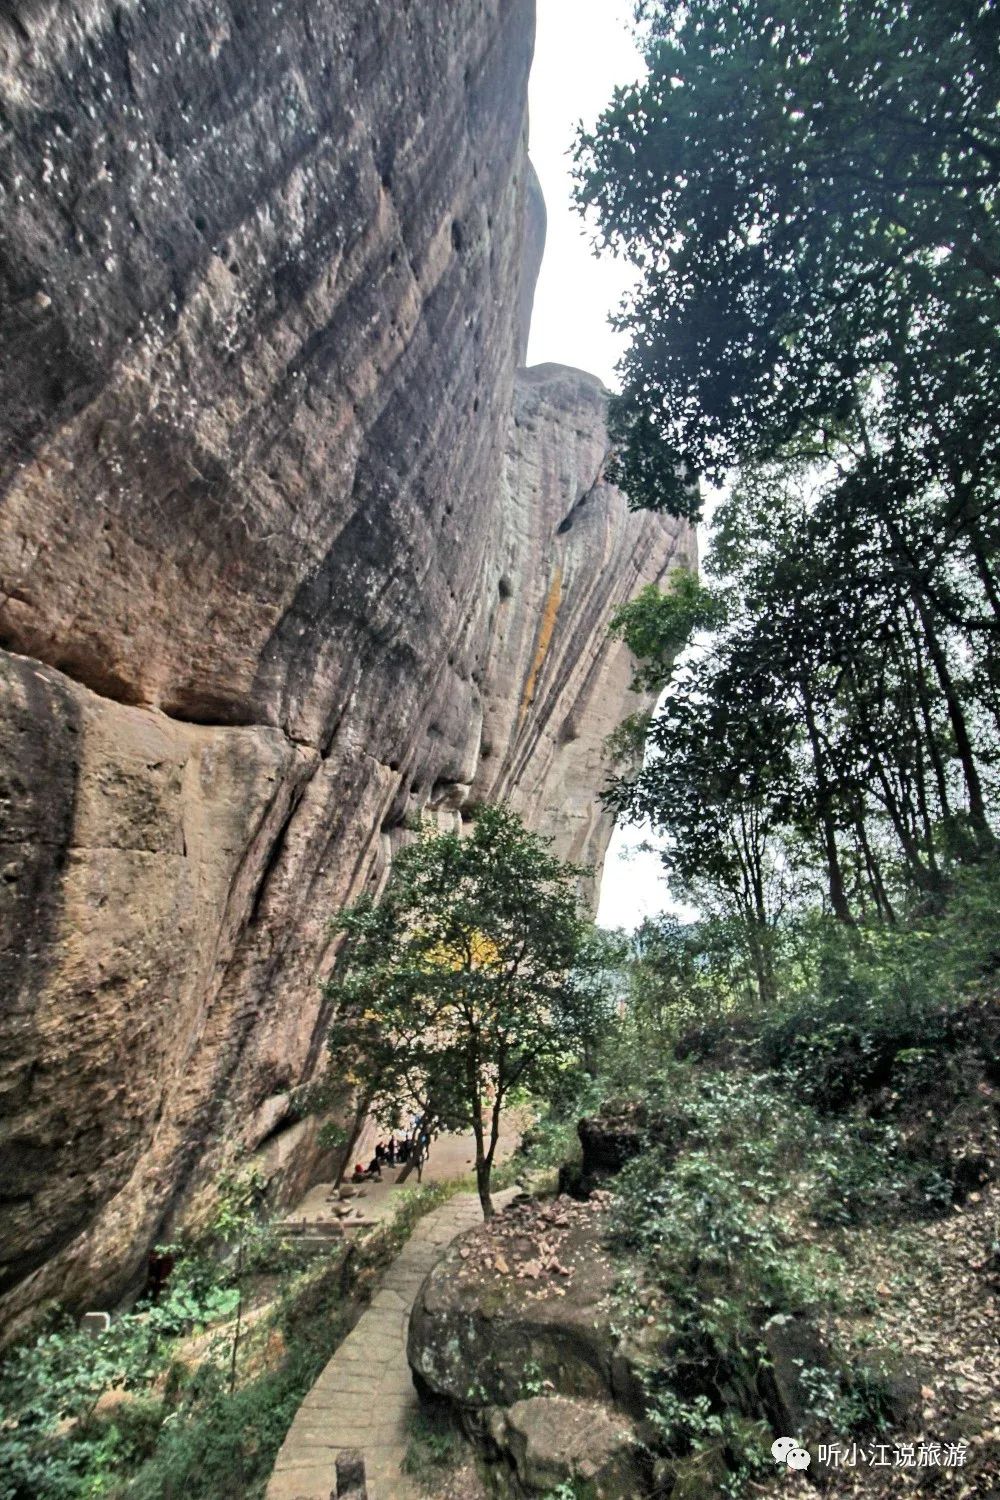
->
[526,0,641,388]
[526,1,678,931]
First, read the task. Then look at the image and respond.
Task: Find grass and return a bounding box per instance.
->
[401,1406,466,1488]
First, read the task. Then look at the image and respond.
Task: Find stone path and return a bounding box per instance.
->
[266,1188,517,1500]
[290,1116,524,1232]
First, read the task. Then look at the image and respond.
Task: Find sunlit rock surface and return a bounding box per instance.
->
[476,364,693,908]
[0,0,693,1327]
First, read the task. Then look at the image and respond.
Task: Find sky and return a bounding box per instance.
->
[526,1,679,932]
[526,0,642,388]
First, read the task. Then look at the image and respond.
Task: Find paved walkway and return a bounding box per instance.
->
[266,1188,517,1500]
[289,1116,524,1232]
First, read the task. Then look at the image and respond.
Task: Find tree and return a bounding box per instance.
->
[583,1,998,940]
[606,644,805,1007]
[609,568,724,693]
[628,912,766,1037]
[629,913,703,1036]
[575,0,1000,541]
[576,0,1000,720]
[324,806,590,1218]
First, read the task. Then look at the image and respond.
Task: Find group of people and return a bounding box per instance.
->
[351,1122,432,1183]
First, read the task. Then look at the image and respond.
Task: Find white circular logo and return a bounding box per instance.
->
[787,1446,811,1470]
[771,1437,797,1462]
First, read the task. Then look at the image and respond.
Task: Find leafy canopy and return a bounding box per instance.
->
[575,0,1000,517]
[609,568,723,693]
[590,0,1000,986]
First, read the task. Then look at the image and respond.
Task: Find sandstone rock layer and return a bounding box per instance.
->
[0,0,694,1327]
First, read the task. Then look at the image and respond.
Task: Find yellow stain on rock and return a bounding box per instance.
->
[519,565,562,722]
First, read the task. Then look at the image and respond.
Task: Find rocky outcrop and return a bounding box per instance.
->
[559,1100,648,1199]
[516,164,546,364]
[487,1397,644,1500]
[407,1195,659,1415]
[407,1195,658,1497]
[0,0,694,1329]
[474,364,692,907]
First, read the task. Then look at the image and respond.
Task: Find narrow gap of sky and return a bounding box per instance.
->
[526,0,643,388]
[527,1,681,932]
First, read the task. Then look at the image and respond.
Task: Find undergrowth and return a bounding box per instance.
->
[521,896,1000,1498]
[0,1177,466,1500]
[402,1405,466,1487]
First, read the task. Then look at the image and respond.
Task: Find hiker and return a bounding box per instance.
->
[366,1154,383,1180]
[374,1142,387,1166]
[386,1137,397,1166]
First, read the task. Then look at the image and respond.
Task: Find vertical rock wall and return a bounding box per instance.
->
[478,364,693,909]
[0,0,693,1329]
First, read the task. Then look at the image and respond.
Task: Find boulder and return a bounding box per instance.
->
[758,1312,926,1440]
[757,1312,828,1440]
[407,1196,662,1418]
[559,1100,646,1199]
[579,1103,647,1175]
[852,1350,925,1428]
[488,1395,647,1498]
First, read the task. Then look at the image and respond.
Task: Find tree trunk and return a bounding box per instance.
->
[911,585,992,841]
[475,1152,493,1220]
[229,1242,244,1396]
[335,1094,373,1190]
[855,810,896,922]
[801,694,853,923]
[749,928,775,1011]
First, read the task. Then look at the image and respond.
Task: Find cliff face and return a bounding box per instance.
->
[0,0,693,1327]
[476,364,692,908]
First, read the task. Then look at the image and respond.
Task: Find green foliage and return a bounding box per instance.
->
[538,1483,588,1500]
[626,912,779,1041]
[603,709,651,770]
[601,1062,931,1490]
[586,0,1000,998]
[212,1167,268,1243]
[315,1119,349,1151]
[576,0,1000,517]
[0,1249,241,1500]
[3,1170,470,1500]
[121,1361,307,1500]
[526,870,1000,1496]
[401,1407,465,1485]
[0,1164,350,1500]
[609,572,723,693]
[796,1360,899,1435]
[518,1358,551,1399]
[324,805,593,1213]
